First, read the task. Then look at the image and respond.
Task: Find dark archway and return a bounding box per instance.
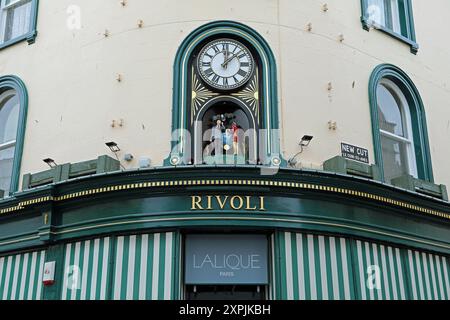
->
[194,98,257,165]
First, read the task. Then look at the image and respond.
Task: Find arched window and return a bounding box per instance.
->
[369,64,433,184]
[0,76,28,196]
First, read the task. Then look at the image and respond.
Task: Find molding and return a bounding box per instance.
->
[368,64,434,183]
[0,0,39,50]
[0,75,29,195]
[0,168,448,220]
[166,20,281,165]
[360,0,418,54]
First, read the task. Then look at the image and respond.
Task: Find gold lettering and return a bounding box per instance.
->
[191,196,203,210]
[230,196,244,210]
[259,196,266,211]
[190,195,266,211]
[206,195,213,210]
[245,196,257,210]
[216,195,229,209]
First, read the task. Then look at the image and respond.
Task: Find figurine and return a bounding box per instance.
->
[211,119,225,156]
[231,121,239,155]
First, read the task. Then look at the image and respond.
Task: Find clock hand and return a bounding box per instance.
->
[221,50,241,68]
[223,49,229,70]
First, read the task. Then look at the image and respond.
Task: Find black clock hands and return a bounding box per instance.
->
[221,50,241,69]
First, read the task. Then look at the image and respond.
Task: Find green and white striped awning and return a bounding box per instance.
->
[0,250,46,300]
[276,231,450,300]
[61,232,177,300]
[277,232,353,300]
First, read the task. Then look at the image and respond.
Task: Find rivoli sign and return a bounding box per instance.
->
[185,234,268,284]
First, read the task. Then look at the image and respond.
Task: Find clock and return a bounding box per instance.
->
[197,38,255,91]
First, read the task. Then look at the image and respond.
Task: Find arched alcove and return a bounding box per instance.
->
[195,97,257,165]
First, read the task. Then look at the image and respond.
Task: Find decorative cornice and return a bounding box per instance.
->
[1,172,449,220]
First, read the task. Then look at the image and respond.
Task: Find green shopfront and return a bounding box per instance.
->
[0,166,449,300]
[0,21,449,301]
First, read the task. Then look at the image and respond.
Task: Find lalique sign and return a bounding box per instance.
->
[185,234,268,284]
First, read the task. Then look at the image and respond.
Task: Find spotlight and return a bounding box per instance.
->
[300,135,314,147]
[105,141,121,153]
[105,141,126,170]
[43,158,57,168]
[288,135,314,167]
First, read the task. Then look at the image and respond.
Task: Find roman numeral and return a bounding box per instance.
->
[204,53,213,59]
[212,74,220,83]
[212,45,220,53]
[204,68,214,77]
[237,69,247,77]
[202,61,211,67]
[222,43,229,52]
[223,77,229,86]
[238,52,247,59]
[240,62,250,67]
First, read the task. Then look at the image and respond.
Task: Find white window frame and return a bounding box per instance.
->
[0,89,18,196]
[378,78,418,179]
[0,89,17,151]
[0,0,31,43]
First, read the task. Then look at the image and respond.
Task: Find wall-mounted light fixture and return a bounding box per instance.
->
[43,158,58,168]
[105,141,120,153]
[300,135,314,147]
[105,142,126,170]
[288,135,314,167]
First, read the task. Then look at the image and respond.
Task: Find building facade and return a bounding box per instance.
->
[0,0,449,300]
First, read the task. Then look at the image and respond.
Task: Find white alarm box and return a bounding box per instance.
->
[43,261,56,286]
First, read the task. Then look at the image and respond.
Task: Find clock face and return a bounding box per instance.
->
[197,39,255,90]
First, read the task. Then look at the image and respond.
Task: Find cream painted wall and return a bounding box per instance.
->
[0,0,449,188]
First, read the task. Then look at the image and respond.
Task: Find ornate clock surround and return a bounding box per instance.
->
[189,35,261,164]
[166,21,282,167]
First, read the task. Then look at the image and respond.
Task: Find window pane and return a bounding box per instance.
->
[4,0,32,42]
[0,92,19,144]
[367,0,386,28]
[0,145,15,195]
[366,0,408,36]
[381,135,410,183]
[389,0,402,34]
[377,83,404,136]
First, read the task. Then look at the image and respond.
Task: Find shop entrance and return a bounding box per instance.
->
[186,285,265,300]
[184,234,269,301]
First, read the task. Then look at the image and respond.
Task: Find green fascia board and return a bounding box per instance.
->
[0,166,449,255]
[4,165,448,213]
[165,20,282,166]
[0,0,39,51]
[368,64,434,183]
[360,0,418,54]
[0,75,29,195]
